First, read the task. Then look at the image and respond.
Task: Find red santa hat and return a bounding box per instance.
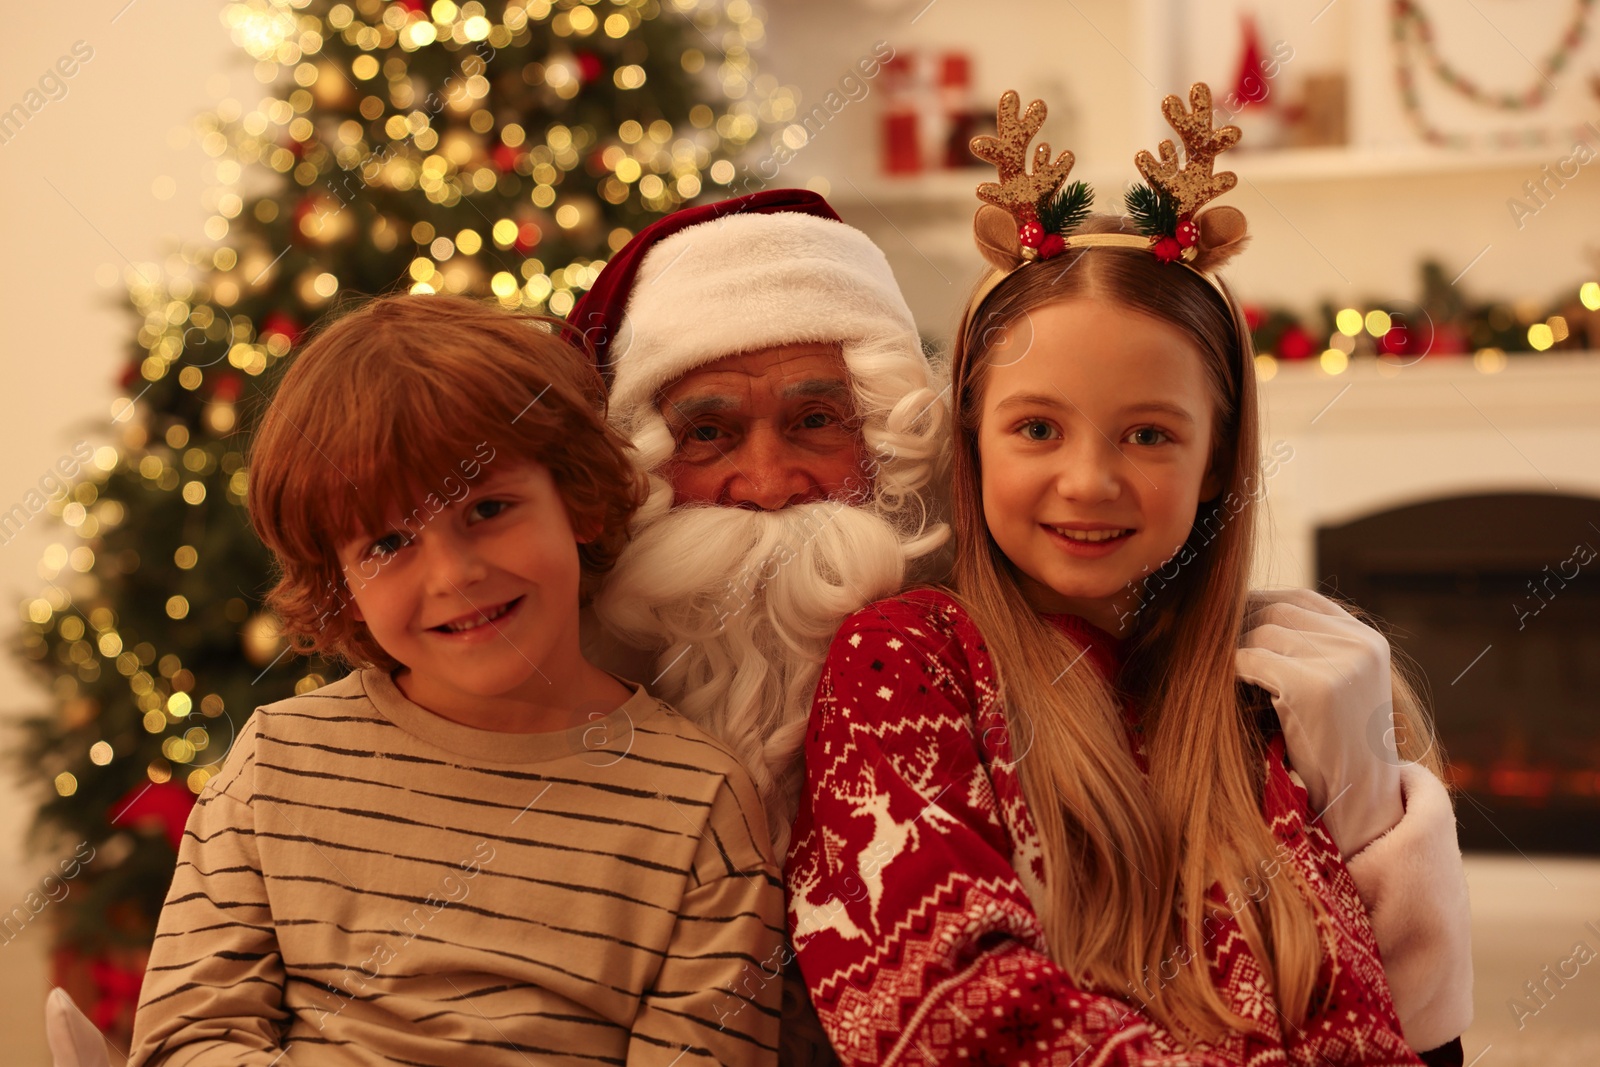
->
[568,189,923,422]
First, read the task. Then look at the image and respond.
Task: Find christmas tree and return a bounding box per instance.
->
[12,0,781,1040]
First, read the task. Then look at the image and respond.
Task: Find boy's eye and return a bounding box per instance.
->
[1125,426,1170,446]
[1019,420,1058,441]
[470,498,510,522]
[366,532,408,559]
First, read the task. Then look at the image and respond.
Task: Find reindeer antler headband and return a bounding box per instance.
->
[966,83,1250,317]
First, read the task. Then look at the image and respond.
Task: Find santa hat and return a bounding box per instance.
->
[568,189,924,423]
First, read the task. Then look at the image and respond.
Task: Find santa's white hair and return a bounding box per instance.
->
[595,329,949,856]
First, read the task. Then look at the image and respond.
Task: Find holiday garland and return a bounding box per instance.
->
[1391,0,1598,148]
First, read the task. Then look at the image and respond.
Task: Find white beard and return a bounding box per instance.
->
[593,500,937,857]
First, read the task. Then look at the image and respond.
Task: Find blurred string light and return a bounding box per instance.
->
[201,0,786,318]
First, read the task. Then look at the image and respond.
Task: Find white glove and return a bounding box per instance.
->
[45,988,111,1067]
[1235,588,1406,859]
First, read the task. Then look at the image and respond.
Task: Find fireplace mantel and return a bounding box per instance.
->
[1254,352,1600,587]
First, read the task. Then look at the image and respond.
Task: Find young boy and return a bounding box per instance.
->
[128,293,783,1066]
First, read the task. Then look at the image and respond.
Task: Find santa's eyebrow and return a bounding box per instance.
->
[781,378,853,404]
[661,394,737,422]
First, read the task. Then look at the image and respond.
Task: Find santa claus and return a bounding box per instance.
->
[569,190,1471,1065]
[574,190,950,859]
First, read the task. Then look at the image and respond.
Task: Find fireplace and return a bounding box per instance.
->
[1317,492,1600,854]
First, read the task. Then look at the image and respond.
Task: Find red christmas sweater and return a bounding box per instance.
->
[785,589,1424,1067]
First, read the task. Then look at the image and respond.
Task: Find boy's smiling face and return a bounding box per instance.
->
[335,460,586,721]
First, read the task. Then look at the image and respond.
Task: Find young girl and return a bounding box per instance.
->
[786,87,1470,1065]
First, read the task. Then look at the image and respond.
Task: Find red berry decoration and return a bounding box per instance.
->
[1018,221,1044,248]
[1037,234,1066,259]
[1175,219,1198,248]
[1152,236,1183,263]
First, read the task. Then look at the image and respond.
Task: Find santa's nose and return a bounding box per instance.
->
[726,430,826,510]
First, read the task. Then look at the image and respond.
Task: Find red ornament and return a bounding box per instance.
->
[575,50,603,83]
[260,311,303,346]
[514,220,542,254]
[1018,221,1044,249]
[1243,305,1266,332]
[89,958,144,1033]
[211,373,244,403]
[1175,219,1198,248]
[110,781,198,854]
[1037,234,1066,259]
[1152,236,1183,263]
[1278,325,1315,360]
[491,143,521,173]
[289,195,319,245]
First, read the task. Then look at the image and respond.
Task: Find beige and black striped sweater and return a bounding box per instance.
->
[128,668,783,1066]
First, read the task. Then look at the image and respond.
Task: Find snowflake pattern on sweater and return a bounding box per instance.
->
[785,590,1424,1067]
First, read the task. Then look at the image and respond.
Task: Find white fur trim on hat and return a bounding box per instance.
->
[607,211,920,421]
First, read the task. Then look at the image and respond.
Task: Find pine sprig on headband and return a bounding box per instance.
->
[1124,183,1179,242]
[1040,181,1095,240]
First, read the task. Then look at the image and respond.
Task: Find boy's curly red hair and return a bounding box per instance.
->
[247,292,644,670]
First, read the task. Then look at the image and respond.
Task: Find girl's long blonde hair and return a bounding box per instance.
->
[948,216,1440,1044]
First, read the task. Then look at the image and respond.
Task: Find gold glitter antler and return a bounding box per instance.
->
[1135,83,1240,218]
[971,91,1074,219]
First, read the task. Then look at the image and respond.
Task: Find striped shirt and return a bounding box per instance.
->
[128,668,783,1066]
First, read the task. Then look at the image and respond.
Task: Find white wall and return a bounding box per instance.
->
[1,3,247,1060]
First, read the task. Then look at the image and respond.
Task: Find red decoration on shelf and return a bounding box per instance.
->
[109,781,197,854]
[1233,15,1270,109]
[880,54,921,175]
[1243,305,1266,332]
[1278,324,1315,360]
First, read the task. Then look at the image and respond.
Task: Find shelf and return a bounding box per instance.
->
[1257,350,1600,431]
[825,144,1558,210]
[1230,144,1560,183]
